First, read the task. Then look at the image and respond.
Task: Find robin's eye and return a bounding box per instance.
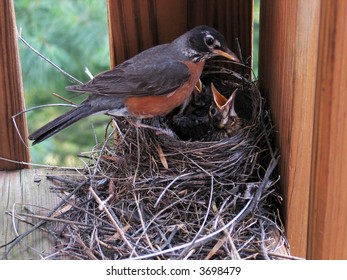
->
[210,107,217,116]
[205,35,215,46]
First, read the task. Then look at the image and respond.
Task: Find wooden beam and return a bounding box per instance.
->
[308,0,347,259]
[0,170,61,259]
[260,0,347,259]
[0,0,30,170]
[259,0,321,257]
[107,0,252,67]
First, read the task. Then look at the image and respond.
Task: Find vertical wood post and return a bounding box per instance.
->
[308,0,347,259]
[259,0,347,259]
[0,0,30,170]
[259,0,320,257]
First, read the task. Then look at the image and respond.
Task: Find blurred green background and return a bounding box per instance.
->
[15,0,110,167]
[15,0,260,167]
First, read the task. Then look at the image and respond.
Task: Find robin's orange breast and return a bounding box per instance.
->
[125,61,205,118]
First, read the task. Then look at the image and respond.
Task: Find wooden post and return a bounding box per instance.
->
[308,0,347,259]
[259,0,320,257]
[0,0,30,170]
[107,0,253,67]
[259,0,347,259]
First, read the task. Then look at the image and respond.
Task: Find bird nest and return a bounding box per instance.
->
[40,64,292,260]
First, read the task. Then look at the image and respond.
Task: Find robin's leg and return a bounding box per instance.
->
[130,118,175,137]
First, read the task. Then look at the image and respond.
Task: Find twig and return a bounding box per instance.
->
[241,248,303,260]
[88,186,137,256]
[12,104,77,148]
[52,93,77,105]
[9,212,94,228]
[74,234,98,260]
[259,220,270,260]
[0,156,81,170]
[211,202,241,260]
[84,67,94,79]
[92,129,116,177]
[17,28,82,84]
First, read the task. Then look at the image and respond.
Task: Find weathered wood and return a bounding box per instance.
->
[0,0,30,170]
[308,0,347,259]
[107,0,253,67]
[0,169,62,259]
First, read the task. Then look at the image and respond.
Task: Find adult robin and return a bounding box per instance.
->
[29,25,240,145]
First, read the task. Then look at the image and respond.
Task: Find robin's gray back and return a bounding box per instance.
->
[66,44,191,97]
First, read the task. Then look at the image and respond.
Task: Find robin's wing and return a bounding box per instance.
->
[66,59,190,97]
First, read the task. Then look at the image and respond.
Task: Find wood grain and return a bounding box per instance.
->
[0,170,61,259]
[260,0,347,259]
[259,0,321,257]
[107,0,253,68]
[308,0,347,259]
[0,0,30,170]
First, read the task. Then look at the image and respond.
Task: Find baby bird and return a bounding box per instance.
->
[168,81,213,140]
[206,83,252,141]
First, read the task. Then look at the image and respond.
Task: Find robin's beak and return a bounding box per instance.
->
[211,83,227,109]
[195,79,202,93]
[213,49,240,63]
[211,83,238,116]
[224,89,238,116]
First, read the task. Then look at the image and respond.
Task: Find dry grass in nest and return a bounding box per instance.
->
[38,69,292,260]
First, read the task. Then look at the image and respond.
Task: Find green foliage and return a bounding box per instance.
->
[253,0,260,78]
[15,0,110,166]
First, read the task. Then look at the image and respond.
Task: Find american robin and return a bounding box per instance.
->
[206,83,252,140]
[29,25,239,145]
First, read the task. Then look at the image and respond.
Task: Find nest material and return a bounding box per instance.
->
[41,69,291,260]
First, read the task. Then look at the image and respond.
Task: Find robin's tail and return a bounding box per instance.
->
[29,104,94,145]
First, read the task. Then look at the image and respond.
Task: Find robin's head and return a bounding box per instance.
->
[176,25,240,63]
